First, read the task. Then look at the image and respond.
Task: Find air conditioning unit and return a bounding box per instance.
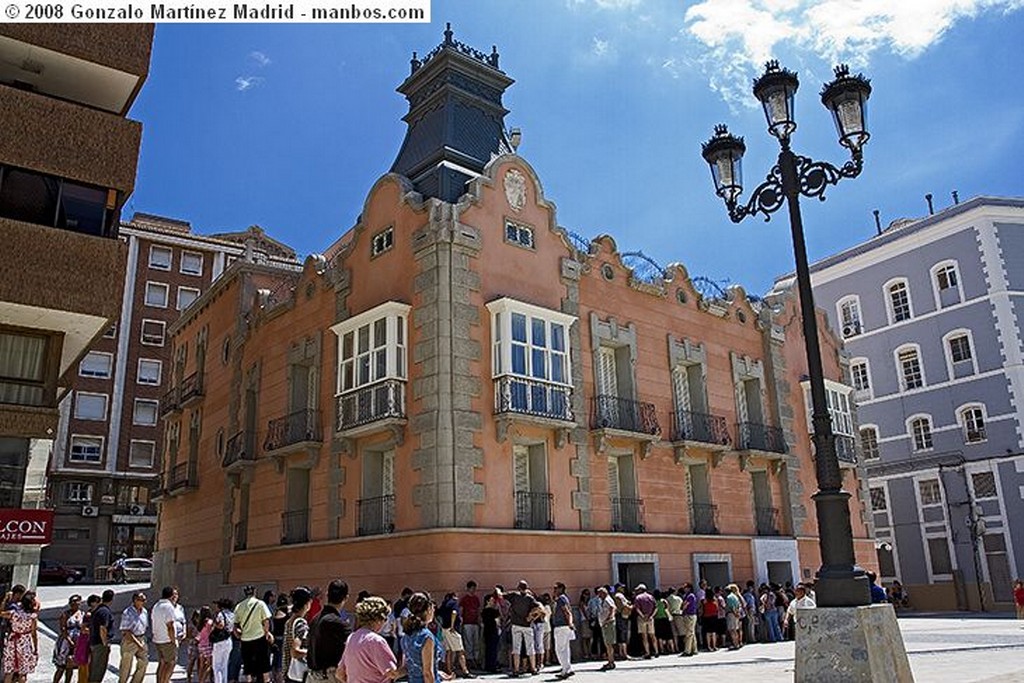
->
[81,505,99,518]
[128,504,146,516]
[842,322,862,338]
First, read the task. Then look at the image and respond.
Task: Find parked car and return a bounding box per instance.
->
[112,557,153,583]
[39,559,83,584]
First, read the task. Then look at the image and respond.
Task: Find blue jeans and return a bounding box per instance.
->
[765,611,782,643]
[228,639,243,682]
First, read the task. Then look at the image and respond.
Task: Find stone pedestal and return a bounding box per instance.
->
[795,604,913,682]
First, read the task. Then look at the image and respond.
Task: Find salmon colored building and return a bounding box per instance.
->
[153,27,875,602]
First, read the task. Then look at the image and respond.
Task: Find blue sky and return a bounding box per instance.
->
[129,0,1024,294]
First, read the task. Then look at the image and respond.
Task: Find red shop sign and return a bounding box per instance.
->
[0,509,54,544]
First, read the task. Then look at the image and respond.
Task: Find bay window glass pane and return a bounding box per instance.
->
[374,319,387,347]
[374,349,387,379]
[341,361,353,391]
[531,318,546,347]
[531,348,547,379]
[551,324,565,352]
[394,347,405,378]
[397,317,405,345]
[512,345,526,374]
[511,313,527,343]
[358,325,370,354]
[358,356,370,385]
[342,332,354,360]
[551,354,565,384]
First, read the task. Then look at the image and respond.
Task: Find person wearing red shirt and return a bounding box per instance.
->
[458,582,482,670]
[1014,580,1024,620]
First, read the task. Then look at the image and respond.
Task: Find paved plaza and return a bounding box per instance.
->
[27,584,1024,683]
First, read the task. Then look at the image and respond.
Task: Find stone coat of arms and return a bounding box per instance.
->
[504,169,527,212]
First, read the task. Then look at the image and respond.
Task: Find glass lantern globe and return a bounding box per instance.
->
[820,64,872,153]
[701,125,746,203]
[753,60,799,142]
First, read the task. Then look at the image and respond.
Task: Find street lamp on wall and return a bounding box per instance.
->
[701,61,873,608]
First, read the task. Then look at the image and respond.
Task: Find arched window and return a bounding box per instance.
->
[943,329,977,379]
[931,260,963,308]
[907,415,933,451]
[957,404,987,444]
[850,357,871,400]
[837,295,863,337]
[884,278,913,324]
[895,344,925,391]
[860,425,880,460]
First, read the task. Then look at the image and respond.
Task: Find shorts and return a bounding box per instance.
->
[614,617,629,645]
[156,642,178,664]
[442,628,464,653]
[637,617,655,636]
[726,613,740,632]
[241,637,272,675]
[600,622,616,648]
[511,625,535,656]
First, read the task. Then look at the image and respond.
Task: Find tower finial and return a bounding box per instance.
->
[444,22,453,45]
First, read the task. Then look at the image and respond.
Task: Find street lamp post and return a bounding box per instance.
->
[702,61,873,608]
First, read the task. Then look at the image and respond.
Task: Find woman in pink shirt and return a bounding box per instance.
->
[336,597,399,683]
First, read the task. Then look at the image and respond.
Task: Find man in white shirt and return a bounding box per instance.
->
[783,583,816,633]
[235,585,273,683]
[118,593,149,683]
[150,586,180,683]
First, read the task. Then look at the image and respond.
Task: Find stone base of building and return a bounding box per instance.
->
[795,604,912,682]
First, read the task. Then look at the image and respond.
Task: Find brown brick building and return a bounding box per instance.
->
[154,28,876,602]
[44,213,299,577]
[0,25,153,586]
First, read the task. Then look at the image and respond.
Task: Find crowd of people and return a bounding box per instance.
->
[0,569,942,683]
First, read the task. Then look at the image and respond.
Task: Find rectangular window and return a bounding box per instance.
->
[145,282,169,308]
[140,320,166,347]
[69,435,103,463]
[962,407,986,443]
[79,351,113,379]
[826,386,854,436]
[0,330,48,406]
[74,392,107,421]
[504,220,535,249]
[128,440,156,469]
[898,349,923,390]
[927,537,953,575]
[911,417,933,451]
[949,335,972,364]
[851,361,870,395]
[149,245,172,270]
[869,487,887,512]
[137,359,162,386]
[177,287,201,310]
[63,482,93,503]
[103,324,117,339]
[133,399,159,426]
[919,479,942,506]
[971,471,997,499]
[371,227,394,257]
[180,251,203,275]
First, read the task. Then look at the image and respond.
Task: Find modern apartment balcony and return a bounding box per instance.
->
[671,410,732,451]
[755,506,781,536]
[591,396,660,456]
[221,431,256,470]
[0,25,154,113]
[514,491,554,531]
[160,386,180,416]
[233,519,248,552]
[611,496,645,533]
[736,422,787,459]
[179,371,204,407]
[691,503,719,535]
[264,409,322,458]
[165,461,196,496]
[281,509,309,545]
[356,494,395,537]
[336,380,406,440]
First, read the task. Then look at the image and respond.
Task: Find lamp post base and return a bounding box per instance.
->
[795,604,914,682]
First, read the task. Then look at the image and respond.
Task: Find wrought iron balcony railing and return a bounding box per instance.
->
[356,495,395,537]
[264,409,322,452]
[514,490,554,530]
[495,376,573,422]
[233,519,247,551]
[611,496,645,533]
[337,380,406,432]
[222,431,256,468]
[179,371,204,405]
[281,509,309,545]
[755,506,781,536]
[691,502,719,535]
[591,396,660,436]
[737,422,787,453]
[160,386,180,415]
[672,410,731,446]
[166,461,196,493]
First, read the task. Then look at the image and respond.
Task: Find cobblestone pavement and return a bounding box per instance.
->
[25,584,1024,683]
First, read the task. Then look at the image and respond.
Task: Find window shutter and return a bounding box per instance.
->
[597,347,618,397]
[382,451,395,497]
[607,457,620,500]
[513,445,530,494]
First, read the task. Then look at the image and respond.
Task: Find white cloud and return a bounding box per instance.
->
[683,0,1024,105]
[249,51,272,67]
[235,76,264,92]
[592,36,611,56]
[567,0,642,8]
